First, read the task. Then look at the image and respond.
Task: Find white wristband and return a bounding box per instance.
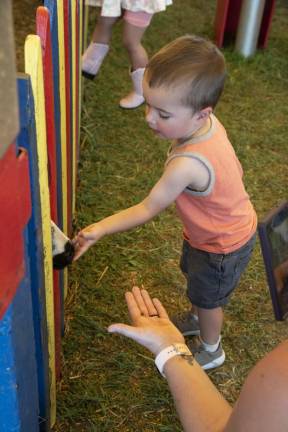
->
[155,343,192,377]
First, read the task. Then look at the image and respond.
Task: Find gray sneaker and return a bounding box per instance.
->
[171,310,200,336]
[187,338,225,370]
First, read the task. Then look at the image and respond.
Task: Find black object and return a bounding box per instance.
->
[53,241,75,270]
[258,201,288,320]
[82,70,95,80]
[51,220,75,270]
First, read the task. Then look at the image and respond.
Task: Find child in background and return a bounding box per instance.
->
[83,0,172,109]
[74,35,257,370]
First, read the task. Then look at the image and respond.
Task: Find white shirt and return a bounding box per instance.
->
[86,0,173,16]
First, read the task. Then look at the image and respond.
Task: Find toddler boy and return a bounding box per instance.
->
[74,35,257,370]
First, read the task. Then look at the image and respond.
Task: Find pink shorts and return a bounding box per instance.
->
[123,10,153,28]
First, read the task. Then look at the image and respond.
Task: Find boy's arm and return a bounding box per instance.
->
[73,157,208,259]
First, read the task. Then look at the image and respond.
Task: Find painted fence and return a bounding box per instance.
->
[0,1,84,430]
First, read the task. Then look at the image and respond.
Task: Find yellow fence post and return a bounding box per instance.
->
[24,34,56,427]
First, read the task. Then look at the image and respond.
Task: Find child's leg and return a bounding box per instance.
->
[187,306,225,370]
[122,18,149,69]
[82,16,118,79]
[171,241,201,335]
[119,11,152,108]
[91,15,118,44]
[197,306,223,345]
[187,235,255,369]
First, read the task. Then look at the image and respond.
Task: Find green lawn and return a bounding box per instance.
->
[55,1,288,430]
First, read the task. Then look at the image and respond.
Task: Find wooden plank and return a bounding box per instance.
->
[0,12,23,386]
[214,0,230,47]
[78,0,83,149]
[64,0,73,237]
[0,144,39,432]
[0,145,26,318]
[45,0,67,328]
[0,37,39,425]
[62,0,72,300]
[10,224,39,432]
[0,234,39,432]
[36,7,58,224]
[75,0,84,214]
[44,0,64,232]
[258,0,276,48]
[24,34,56,427]
[57,0,68,237]
[71,0,77,215]
[10,247,39,432]
[214,0,242,47]
[17,74,51,431]
[36,6,62,382]
[225,0,243,42]
[0,303,22,432]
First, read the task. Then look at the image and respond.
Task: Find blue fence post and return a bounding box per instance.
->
[17,75,51,432]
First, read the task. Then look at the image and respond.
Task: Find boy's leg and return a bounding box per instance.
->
[171,309,200,336]
[173,305,225,370]
[197,306,223,345]
[188,306,225,370]
[173,234,255,369]
[171,241,200,335]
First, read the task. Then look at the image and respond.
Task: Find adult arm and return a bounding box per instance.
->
[108,287,232,432]
[164,355,231,431]
[108,287,288,432]
[225,339,288,432]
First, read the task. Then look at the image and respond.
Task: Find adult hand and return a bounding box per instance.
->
[108,286,184,356]
[72,222,104,261]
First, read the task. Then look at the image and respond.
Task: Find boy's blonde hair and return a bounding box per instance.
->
[145,35,226,112]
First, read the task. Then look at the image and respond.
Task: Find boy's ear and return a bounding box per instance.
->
[197,107,212,120]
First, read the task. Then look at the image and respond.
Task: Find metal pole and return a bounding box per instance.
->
[235,0,266,57]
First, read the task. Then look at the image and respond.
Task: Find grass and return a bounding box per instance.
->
[13,0,288,431]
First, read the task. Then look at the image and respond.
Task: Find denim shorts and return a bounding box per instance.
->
[180,233,256,309]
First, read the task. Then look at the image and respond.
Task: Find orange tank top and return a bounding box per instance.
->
[166,115,257,254]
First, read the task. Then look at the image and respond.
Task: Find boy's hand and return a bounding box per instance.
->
[108,286,184,356]
[73,223,104,261]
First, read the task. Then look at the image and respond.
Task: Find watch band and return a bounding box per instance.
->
[155,343,192,377]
